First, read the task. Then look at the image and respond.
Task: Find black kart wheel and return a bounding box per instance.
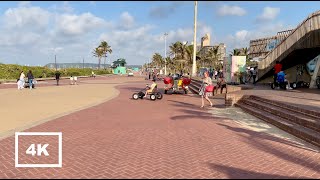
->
[150,94,156,101]
[156,92,163,99]
[132,93,139,100]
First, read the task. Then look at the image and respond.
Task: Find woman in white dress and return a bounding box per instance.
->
[18,71,25,90]
[200,71,213,108]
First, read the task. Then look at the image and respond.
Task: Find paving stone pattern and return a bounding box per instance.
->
[0,81,319,179]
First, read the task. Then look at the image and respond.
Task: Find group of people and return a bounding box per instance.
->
[17,70,35,90]
[245,67,258,84]
[146,70,159,81]
[208,67,223,80]
[17,70,80,90]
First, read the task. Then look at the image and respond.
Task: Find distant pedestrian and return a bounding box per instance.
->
[55,71,61,86]
[217,74,227,94]
[27,70,34,89]
[74,76,78,85]
[214,70,218,80]
[252,67,257,84]
[91,71,96,78]
[70,75,74,85]
[18,71,25,90]
[209,66,214,79]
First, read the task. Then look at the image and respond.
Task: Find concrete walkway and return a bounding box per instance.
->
[0,76,143,139]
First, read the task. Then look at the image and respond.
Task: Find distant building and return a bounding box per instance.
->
[248,29,294,61]
[197,33,226,65]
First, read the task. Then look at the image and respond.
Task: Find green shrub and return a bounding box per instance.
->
[0,64,111,80]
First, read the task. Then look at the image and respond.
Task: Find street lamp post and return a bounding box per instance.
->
[55,54,57,71]
[192,1,198,77]
[164,32,168,75]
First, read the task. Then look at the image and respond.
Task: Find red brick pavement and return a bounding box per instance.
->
[0,80,319,179]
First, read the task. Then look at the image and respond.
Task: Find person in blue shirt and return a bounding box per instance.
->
[277,71,285,83]
[277,71,292,89]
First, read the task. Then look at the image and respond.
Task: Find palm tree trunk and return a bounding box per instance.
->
[104,56,106,69]
[98,58,101,69]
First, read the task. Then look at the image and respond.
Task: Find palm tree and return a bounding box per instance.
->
[205,46,222,69]
[92,47,104,69]
[169,41,183,59]
[113,58,127,67]
[99,41,112,69]
[152,53,164,68]
[230,47,248,56]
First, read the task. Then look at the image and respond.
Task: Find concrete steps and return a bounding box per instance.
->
[235,95,320,147]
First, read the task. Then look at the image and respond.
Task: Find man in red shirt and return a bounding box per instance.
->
[273,61,282,84]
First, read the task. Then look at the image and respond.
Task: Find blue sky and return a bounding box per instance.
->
[0,1,319,66]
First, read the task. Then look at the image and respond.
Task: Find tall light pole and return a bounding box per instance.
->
[164,32,168,75]
[192,1,198,77]
[83,57,85,69]
[55,54,57,71]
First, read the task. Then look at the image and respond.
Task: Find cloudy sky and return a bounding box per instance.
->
[0,1,319,66]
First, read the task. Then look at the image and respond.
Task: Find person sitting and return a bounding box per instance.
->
[216,74,227,94]
[276,71,291,89]
[144,79,157,98]
[277,71,286,84]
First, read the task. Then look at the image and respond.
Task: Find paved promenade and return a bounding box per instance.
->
[0,76,319,179]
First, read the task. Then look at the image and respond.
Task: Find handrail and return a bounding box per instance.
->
[258,10,320,72]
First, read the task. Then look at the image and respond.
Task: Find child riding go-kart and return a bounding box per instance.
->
[271,71,289,90]
[132,79,163,101]
[163,74,191,94]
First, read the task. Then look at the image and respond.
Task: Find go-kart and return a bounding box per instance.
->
[163,74,191,94]
[132,84,163,101]
[271,81,288,90]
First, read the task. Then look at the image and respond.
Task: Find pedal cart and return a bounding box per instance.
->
[163,74,191,94]
[271,71,288,90]
[132,84,163,101]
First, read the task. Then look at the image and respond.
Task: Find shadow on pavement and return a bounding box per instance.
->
[207,163,308,179]
[217,123,319,153]
[217,123,320,172]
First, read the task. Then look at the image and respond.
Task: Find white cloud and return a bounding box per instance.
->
[222,22,290,53]
[119,12,135,29]
[61,1,74,14]
[3,6,50,31]
[217,5,246,16]
[18,1,31,7]
[257,7,280,22]
[54,12,109,36]
[235,30,249,41]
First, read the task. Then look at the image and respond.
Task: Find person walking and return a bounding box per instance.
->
[209,66,214,79]
[18,71,25,90]
[200,71,213,108]
[252,67,257,84]
[70,75,74,85]
[55,71,61,86]
[214,70,218,80]
[74,76,78,85]
[27,70,34,90]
